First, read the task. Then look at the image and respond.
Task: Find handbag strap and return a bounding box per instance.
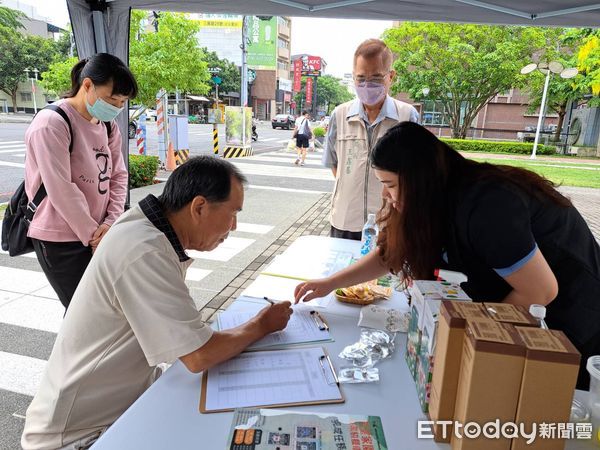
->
[26,104,74,219]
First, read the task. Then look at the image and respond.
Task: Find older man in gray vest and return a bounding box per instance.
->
[322,38,419,240]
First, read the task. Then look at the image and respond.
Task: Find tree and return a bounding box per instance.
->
[55,27,77,60]
[383,23,547,138]
[40,56,78,97]
[0,27,58,112]
[129,10,211,106]
[0,2,24,29]
[292,75,353,115]
[201,48,241,98]
[576,30,600,106]
[520,28,585,141]
[316,75,353,114]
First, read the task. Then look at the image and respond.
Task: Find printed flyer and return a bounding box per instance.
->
[226,408,387,450]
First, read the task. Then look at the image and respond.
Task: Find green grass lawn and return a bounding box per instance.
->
[470,157,600,189]
[0,203,6,220]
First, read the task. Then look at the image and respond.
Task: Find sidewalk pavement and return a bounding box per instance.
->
[126,179,332,323]
[0,113,34,123]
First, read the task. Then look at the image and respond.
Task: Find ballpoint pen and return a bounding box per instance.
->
[263,296,275,305]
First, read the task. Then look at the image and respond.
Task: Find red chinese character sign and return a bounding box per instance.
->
[293,59,302,92]
[305,77,313,105]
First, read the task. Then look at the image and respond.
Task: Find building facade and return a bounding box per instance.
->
[192,14,292,121]
[0,0,63,113]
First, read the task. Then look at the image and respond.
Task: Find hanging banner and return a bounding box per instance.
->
[194,13,243,28]
[247,16,277,70]
[305,77,313,105]
[293,59,302,92]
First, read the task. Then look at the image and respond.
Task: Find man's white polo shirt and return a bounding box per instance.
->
[22,195,213,449]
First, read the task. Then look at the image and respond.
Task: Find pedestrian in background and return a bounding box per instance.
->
[24,53,137,309]
[293,110,312,166]
[322,38,419,240]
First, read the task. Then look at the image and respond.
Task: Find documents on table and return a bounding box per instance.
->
[242,274,298,302]
[217,306,332,350]
[200,347,344,413]
[261,251,354,282]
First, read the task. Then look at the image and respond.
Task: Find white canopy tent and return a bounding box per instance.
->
[65,0,600,190]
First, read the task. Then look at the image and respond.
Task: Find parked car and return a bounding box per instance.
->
[128,119,137,139]
[271,114,295,130]
[128,107,144,139]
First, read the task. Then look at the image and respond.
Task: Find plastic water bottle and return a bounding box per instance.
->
[360,214,379,256]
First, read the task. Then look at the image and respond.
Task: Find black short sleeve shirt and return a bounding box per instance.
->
[443,179,600,346]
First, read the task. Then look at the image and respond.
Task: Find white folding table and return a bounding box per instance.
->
[91,236,594,449]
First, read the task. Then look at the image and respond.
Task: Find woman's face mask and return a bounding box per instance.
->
[85,85,124,122]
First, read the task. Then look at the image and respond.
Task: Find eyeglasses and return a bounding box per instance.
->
[354,73,389,84]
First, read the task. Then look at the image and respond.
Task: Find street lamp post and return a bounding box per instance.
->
[24,68,39,114]
[419,87,430,124]
[521,61,578,159]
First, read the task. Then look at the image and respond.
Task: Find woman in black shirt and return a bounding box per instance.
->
[295,121,600,389]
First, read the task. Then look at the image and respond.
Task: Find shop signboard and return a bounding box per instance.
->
[293,59,302,92]
[247,16,277,70]
[305,77,313,105]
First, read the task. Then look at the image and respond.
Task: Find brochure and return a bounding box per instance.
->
[226,408,387,450]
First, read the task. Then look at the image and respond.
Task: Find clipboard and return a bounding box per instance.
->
[216,306,333,350]
[199,346,344,413]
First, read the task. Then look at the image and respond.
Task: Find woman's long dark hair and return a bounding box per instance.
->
[64,53,138,99]
[371,121,572,281]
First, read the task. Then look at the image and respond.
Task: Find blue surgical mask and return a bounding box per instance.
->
[85,86,124,122]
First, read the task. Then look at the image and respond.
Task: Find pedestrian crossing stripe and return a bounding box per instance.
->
[223,146,254,158]
[174,149,190,166]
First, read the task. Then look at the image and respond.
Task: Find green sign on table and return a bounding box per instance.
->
[247,16,277,70]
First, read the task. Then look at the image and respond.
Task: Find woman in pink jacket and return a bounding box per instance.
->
[25,53,137,309]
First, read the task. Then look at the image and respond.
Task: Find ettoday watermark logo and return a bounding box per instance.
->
[418,420,596,443]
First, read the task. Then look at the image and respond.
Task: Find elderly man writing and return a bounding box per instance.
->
[22,156,292,450]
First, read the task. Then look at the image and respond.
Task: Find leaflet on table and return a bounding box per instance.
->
[261,251,355,281]
[226,408,388,450]
[241,274,331,308]
[217,307,332,350]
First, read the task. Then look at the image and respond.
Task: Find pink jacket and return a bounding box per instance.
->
[24,100,127,245]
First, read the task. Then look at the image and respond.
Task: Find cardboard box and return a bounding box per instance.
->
[421,299,442,357]
[405,303,421,380]
[409,281,471,330]
[483,302,539,327]
[415,300,440,413]
[452,319,526,450]
[416,353,434,413]
[429,302,490,442]
[511,327,580,450]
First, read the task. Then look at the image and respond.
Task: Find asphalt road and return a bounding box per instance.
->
[0,124,334,449]
[0,121,302,203]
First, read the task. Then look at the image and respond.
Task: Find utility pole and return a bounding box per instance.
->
[240,16,249,146]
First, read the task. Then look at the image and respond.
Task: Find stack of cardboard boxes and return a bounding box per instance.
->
[405,280,472,412]
[426,300,580,450]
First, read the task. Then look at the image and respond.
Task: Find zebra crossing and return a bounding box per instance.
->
[0,140,26,169]
[0,220,278,420]
[0,145,334,446]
